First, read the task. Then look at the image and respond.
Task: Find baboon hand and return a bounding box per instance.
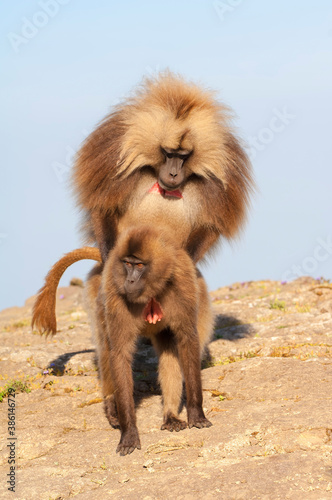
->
[116,428,141,456]
[188,417,212,429]
[188,407,212,429]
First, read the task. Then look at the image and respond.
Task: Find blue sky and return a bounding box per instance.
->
[1,1,332,310]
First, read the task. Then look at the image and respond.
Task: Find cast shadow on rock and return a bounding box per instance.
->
[45,313,254,408]
[45,341,159,407]
[46,349,95,376]
[212,313,254,341]
[202,312,255,366]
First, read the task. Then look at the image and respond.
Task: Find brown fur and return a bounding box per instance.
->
[32,72,252,454]
[32,227,214,455]
[31,247,101,335]
[73,72,253,263]
[86,226,213,455]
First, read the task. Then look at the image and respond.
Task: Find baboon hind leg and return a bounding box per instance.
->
[196,271,214,355]
[176,327,212,430]
[84,264,119,428]
[151,329,187,432]
[97,321,119,429]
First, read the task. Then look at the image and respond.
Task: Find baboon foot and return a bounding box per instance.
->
[161,413,187,432]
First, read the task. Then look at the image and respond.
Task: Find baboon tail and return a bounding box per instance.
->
[31,247,102,336]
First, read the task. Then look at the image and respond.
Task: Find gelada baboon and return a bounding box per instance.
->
[73,72,253,263]
[32,226,213,455]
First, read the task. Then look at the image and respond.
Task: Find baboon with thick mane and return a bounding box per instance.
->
[73,72,253,263]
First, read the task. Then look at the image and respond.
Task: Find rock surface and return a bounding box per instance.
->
[0,277,331,499]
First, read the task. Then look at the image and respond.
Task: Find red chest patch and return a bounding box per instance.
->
[148,182,183,199]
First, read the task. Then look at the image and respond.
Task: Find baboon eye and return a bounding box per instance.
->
[124,261,132,268]
[136,263,144,269]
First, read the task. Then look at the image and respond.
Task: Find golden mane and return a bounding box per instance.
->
[116,72,237,185]
[73,72,253,243]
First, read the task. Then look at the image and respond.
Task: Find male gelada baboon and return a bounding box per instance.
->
[73,72,253,263]
[32,226,213,455]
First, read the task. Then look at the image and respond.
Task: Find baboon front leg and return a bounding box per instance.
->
[152,330,187,432]
[177,331,212,429]
[109,337,141,456]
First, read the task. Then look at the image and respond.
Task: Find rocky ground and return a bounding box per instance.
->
[0,276,331,499]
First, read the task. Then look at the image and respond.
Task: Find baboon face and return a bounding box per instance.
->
[158,147,192,191]
[109,226,177,304]
[122,256,148,301]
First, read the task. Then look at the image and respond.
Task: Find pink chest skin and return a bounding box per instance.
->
[148,182,183,199]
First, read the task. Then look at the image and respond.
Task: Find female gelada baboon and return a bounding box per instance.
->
[74,72,253,263]
[32,227,214,455]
